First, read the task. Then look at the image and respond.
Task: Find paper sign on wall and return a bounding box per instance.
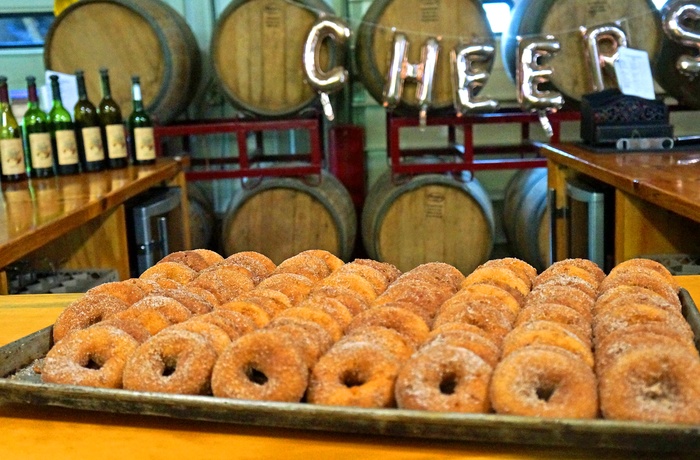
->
[613,47,656,100]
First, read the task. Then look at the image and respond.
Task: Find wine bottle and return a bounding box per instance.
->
[22,76,54,178]
[49,74,80,175]
[127,76,155,165]
[97,68,128,169]
[0,76,28,182]
[74,70,105,172]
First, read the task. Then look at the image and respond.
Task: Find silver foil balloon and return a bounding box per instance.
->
[662,0,700,77]
[302,16,352,121]
[580,22,628,92]
[382,32,440,126]
[451,43,499,114]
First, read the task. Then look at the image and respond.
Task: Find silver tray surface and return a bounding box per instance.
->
[1,289,699,453]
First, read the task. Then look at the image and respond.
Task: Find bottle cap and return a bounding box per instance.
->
[100,68,109,76]
[26,76,36,84]
[131,75,140,84]
[0,76,7,85]
[75,70,84,78]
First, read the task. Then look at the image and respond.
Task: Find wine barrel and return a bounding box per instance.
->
[44,0,201,124]
[502,0,663,101]
[355,0,493,113]
[211,0,335,117]
[221,171,356,263]
[187,182,216,250]
[361,171,495,275]
[502,168,549,272]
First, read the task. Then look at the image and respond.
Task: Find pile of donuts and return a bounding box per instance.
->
[39,249,700,424]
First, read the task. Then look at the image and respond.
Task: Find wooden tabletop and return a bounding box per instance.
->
[0,158,182,270]
[1,277,699,459]
[541,143,700,223]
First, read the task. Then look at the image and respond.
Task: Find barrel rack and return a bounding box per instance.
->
[385,108,581,176]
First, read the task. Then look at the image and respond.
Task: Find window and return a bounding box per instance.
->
[0,12,54,48]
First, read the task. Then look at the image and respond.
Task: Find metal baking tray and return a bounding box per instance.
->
[1,289,699,453]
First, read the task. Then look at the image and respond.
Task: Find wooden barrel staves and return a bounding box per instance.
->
[355,0,493,113]
[211,0,335,117]
[502,168,549,272]
[187,182,216,251]
[361,171,495,275]
[501,0,663,102]
[44,0,201,125]
[221,171,357,264]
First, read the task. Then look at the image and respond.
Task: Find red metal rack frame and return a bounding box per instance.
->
[386,108,581,175]
[153,116,324,181]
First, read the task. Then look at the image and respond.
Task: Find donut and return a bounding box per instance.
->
[372,278,454,320]
[592,302,694,346]
[272,253,332,283]
[461,266,530,305]
[265,316,334,367]
[490,345,598,418]
[188,264,255,303]
[431,299,512,347]
[100,316,152,343]
[608,258,677,290]
[236,288,292,316]
[598,343,700,423]
[296,296,354,331]
[122,329,218,395]
[196,310,256,341]
[109,304,172,336]
[86,280,147,305]
[222,254,274,285]
[256,273,314,305]
[352,258,402,284]
[501,320,594,369]
[167,320,232,356]
[158,250,210,271]
[148,287,215,315]
[225,251,277,276]
[345,305,430,349]
[184,285,221,307]
[424,328,501,368]
[452,283,521,324]
[307,341,402,408]
[334,262,389,295]
[140,261,198,287]
[594,285,682,316]
[403,262,465,292]
[514,302,592,345]
[211,329,309,402]
[217,300,271,328]
[53,293,130,342]
[273,306,343,342]
[533,274,598,300]
[321,272,378,304]
[439,288,519,327]
[524,284,594,322]
[598,270,679,306]
[307,285,369,316]
[191,248,225,266]
[341,325,416,361]
[299,249,345,272]
[548,258,605,284]
[394,343,492,412]
[42,325,139,388]
[534,265,600,292]
[480,258,537,288]
[131,295,193,324]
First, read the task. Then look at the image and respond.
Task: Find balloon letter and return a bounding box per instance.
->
[451,43,499,114]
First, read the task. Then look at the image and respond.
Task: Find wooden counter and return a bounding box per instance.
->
[0,158,189,291]
[542,143,700,265]
[1,277,699,459]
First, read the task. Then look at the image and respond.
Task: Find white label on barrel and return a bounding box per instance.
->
[420,0,439,22]
[425,191,446,218]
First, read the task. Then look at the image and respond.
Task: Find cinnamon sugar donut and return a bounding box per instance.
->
[524,284,594,322]
[599,342,700,423]
[53,293,130,342]
[109,304,171,336]
[346,305,430,349]
[307,341,402,408]
[256,273,314,305]
[548,258,605,284]
[100,316,152,343]
[461,266,529,305]
[167,320,232,356]
[184,285,221,307]
[307,285,369,316]
[594,285,682,316]
[140,261,198,287]
[424,328,501,369]
[440,288,519,327]
[608,258,677,290]
[217,300,271,328]
[515,302,592,345]
[502,320,594,368]
[272,253,332,283]
[592,302,694,345]
[87,280,147,305]
[490,346,598,418]
[321,272,378,304]
[598,270,679,306]
[158,250,210,272]
[395,343,492,412]
[432,300,512,347]
[274,306,343,342]
[534,264,600,291]
[373,278,454,320]
[334,262,389,295]
[224,251,276,284]
[122,329,218,395]
[236,288,292,316]
[352,258,401,284]
[196,310,256,340]
[149,287,215,315]
[225,251,276,275]
[480,258,537,288]
[341,325,416,361]
[453,283,521,324]
[533,274,598,300]
[266,316,334,367]
[42,325,139,388]
[191,248,225,266]
[398,262,465,293]
[297,296,354,330]
[211,330,309,402]
[188,263,255,303]
[299,249,345,272]
[132,295,193,324]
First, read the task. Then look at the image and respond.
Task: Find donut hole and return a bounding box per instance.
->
[162,357,178,377]
[245,365,269,386]
[340,369,366,388]
[439,372,458,395]
[536,384,556,402]
[642,376,677,402]
[84,354,104,370]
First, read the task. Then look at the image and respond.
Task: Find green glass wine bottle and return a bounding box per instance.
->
[49,74,80,175]
[0,76,28,182]
[97,68,127,169]
[74,70,105,172]
[22,76,54,178]
[127,76,155,166]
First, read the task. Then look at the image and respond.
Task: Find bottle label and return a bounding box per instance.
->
[0,138,26,175]
[29,132,53,169]
[134,126,155,161]
[106,124,127,159]
[55,129,79,166]
[81,126,105,162]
